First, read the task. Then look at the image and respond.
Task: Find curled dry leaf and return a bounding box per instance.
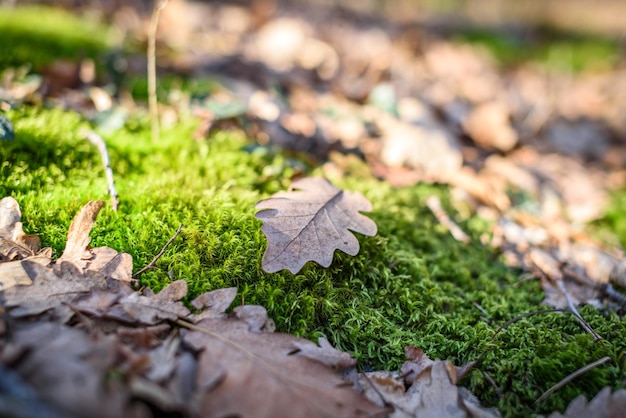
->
[0,197,41,255]
[361,347,496,418]
[292,337,357,368]
[183,317,384,418]
[1,260,107,320]
[255,177,377,273]
[189,287,238,322]
[58,200,105,266]
[8,322,146,418]
[0,256,50,291]
[114,280,191,325]
[548,387,626,418]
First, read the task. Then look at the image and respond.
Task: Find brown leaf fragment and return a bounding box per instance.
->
[145,334,180,382]
[189,287,237,322]
[1,260,107,320]
[58,200,105,265]
[183,317,384,418]
[255,177,377,273]
[0,197,40,254]
[411,360,467,418]
[292,337,357,368]
[116,280,190,325]
[0,197,25,242]
[0,236,32,261]
[8,322,143,418]
[401,346,434,385]
[0,256,50,291]
[548,387,626,418]
[232,304,276,332]
[366,348,497,418]
[87,247,133,282]
[359,371,415,415]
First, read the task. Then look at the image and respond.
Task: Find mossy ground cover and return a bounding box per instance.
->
[3,5,626,417]
[3,106,626,416]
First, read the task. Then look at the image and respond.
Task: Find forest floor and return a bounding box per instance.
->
[1,1,626,417]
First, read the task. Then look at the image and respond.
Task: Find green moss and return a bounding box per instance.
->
[456,27,620,72]
[0,5,111,71]
[3,106,626,417]
[593,188,626,249]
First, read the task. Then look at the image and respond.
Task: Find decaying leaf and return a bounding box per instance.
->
[183,317,383,418]
[9,322,145,418]
[0,256,50,291]
[292,337,357,368]
[1,260,107,321]
[361,347,497,418]
[0,197,41,254]
[58,200,105,266]
[548,387,626,418]
[113,280,191,325]
[255,177,377,273]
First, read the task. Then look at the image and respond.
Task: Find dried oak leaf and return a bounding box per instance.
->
[292,337,357,368]
[58,200,105,267]
[1,260,107,320]
[8,322,146,418]
[255,177,377,273]
[108,280,191,325]
[183,317,384,418]
[189,287,237,322]
[361,348,497,418]
[548,387,626,418]
[0,197,41,256]
[0,256,50,291]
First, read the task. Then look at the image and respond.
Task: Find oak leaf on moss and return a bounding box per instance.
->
[255,177,377,274]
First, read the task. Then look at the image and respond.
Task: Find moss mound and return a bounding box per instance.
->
[0,5,111,71]
[2,106,626,417]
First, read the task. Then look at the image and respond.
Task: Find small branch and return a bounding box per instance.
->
[426,196,470,243]
[133,223,183,278]
[536,356,611,404]
[85,130,119,211]
[556,279,602,341]
[147,0,169,142]
[482,371,503,398]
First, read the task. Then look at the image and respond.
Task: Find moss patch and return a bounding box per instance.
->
[3,106,626,417]
[0,5,111,71]
[455,27,621,72]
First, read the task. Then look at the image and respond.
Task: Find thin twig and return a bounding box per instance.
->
[556,279,602,341]
[482,371,503,398]
[133,223,183,278]
[536,356,611,404]
[85,130,119,211]
[426,196,470,243]
[147,0,169,142]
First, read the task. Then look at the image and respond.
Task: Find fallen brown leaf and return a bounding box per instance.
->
[1,260,107,321]
[183,317,384,418]
[255,177,377,273]
[58,200,105,266]
[548,387,626,418]
[361,347,497,418]
[291,337,357,368]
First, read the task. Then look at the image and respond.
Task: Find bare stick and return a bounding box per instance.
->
[147,0,169,142]
[556,279,602,341]
[536,356,611,404]
[426,196,470,243]
[133,223,183,278]
[482,371,503,398]
[85,130,119,211]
